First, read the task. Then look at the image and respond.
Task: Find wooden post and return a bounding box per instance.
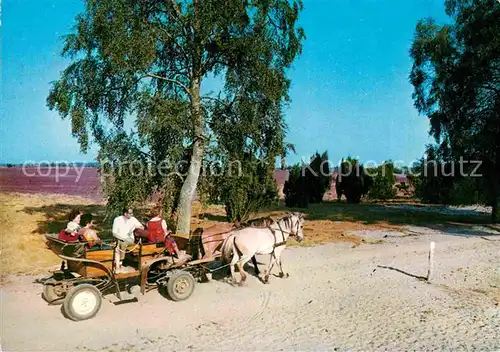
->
[426,241,435,281]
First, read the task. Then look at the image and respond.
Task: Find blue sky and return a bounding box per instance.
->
[1,0,449,167]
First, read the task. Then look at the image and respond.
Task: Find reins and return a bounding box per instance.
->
[267,215,300,249]
[115,238,142,253]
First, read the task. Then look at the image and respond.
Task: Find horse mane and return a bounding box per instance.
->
[239,216,274,228]
[273,212,304,230]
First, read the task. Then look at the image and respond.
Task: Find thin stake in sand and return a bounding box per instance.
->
[426,241,435,281]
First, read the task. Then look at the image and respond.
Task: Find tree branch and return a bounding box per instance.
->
[146,73,191,96]
[200,96,232,108]
[155,25,191,70]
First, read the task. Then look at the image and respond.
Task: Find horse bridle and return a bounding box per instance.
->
[269,215,302,248]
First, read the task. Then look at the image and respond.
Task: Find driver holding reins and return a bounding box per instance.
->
[112,207,148,273]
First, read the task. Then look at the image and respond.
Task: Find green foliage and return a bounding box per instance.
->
[406,146,456,204]
[202,153,278,223]
[96,130,191,220]
[46,0,306,232]
[282,151,331,208]
[283,163,309,208]
[409,0,500,221]
[224,165,278,223]
[366,161,397,201]
[407,144,487,206]
[449,177,487,206]
[336,157,373,203]
[394,165,409,174]
[280,143,297,170]
[303,151,332,203]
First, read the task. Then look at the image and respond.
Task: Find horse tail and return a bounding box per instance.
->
[220,232,236,264]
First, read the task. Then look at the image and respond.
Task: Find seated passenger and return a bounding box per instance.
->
[112,207,148,272]
[147,206,189,261]
[58,209,82,242]
[78,213,102,248]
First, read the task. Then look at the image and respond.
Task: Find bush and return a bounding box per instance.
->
[283,150,332,208]
[407,153,487,206]
[367,161,397,200]
[336,158,373,203]
[408,159,455,204]
[284,164,309,208]
[449,177,487,205]
[303,151,332,203]
[213,153,278,223]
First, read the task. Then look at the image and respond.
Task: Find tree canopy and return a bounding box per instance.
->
[409,0,500,222]
[47,0,305,232]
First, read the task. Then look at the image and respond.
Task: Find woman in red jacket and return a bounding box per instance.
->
[147,206,189,261]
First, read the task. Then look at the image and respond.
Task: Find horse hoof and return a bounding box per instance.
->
[226,277,238,286]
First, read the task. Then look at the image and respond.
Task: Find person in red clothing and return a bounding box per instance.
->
[58,208,83,242]
[147,206,189,261]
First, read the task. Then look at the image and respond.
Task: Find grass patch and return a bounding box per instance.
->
[0,192,103,277]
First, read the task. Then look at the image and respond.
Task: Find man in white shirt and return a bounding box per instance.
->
[112,207,147,272]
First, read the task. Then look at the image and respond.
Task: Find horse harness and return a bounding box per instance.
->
[232,215,300,260]
[270,222,288,248]
[267,217,301,257]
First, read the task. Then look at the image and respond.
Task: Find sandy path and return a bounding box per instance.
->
[1,231,499,352]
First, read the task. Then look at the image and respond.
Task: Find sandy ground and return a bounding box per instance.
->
[1,228,500,352]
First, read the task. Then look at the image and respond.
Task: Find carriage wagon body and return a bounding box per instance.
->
[42,233,220,321]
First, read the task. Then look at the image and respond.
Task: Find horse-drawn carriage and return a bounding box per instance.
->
[42,231,219,321]
[41,213,304,321]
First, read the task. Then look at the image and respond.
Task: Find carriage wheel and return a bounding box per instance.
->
[166,271,195,301]
[42,279,66,305]
[63,284,102,321]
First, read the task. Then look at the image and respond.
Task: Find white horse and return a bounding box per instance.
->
[220,212,305,285]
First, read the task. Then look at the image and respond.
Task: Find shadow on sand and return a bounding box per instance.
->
[376,265,428,281]
[23,203,118,239]
[278,201,498,238]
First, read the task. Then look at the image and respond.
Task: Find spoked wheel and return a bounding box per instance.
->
[42,279,66,305]
[166,271,195,301]
[63,284,102,321]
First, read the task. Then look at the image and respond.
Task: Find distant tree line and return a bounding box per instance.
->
[1,162,100,167]
[283,153,402,208]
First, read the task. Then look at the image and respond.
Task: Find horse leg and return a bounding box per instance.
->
[235,254,253,285]
[229,252,239,285]
[251,255,260,276]
[262,253,278,284]
[277,256,289,278]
